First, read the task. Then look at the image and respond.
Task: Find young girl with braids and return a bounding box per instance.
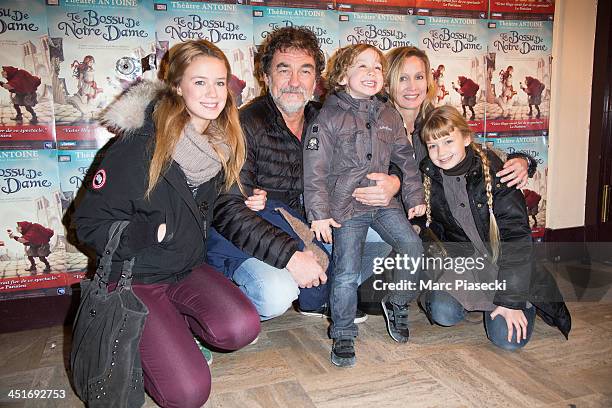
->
[418,105,570,350]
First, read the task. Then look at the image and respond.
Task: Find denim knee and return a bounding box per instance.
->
[485,306,535,351]
[233,259,299,320]
[425,291,466,327]
[251,278,299,320]
[253,273,298,320]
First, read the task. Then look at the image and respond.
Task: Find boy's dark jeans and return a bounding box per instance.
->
[330,208,423,339]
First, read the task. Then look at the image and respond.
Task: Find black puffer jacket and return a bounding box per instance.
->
[421,149,571,337]
[212,93,321,269]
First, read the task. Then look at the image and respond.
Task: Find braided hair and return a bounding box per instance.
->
[421,105,500,264]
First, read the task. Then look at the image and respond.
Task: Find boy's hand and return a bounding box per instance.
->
[310,218,341,244]
[407,204,426,219]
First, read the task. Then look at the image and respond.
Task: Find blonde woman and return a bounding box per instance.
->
[418,105,570,350]
[382,47,534,190]
[73,40,260,407]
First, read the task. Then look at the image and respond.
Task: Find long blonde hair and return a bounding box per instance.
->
[421,106,500,263]
[147,40,245,197]
[385,46,436,118]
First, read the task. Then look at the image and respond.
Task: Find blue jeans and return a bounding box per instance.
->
[424,290,536,350]
[330,208,423,339]
[234,228,391,321]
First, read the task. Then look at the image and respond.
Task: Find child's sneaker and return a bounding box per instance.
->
[331,338,356,368]
[381,296,410,343]
[194,336,213,365]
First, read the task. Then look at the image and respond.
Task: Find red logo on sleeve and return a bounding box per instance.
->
[92,169,107,190]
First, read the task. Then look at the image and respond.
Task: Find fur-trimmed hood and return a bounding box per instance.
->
[99,80,165,132]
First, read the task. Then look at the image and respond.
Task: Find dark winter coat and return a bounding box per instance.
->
[74,81,223,284]
[303,91,423,223]
[421,149,571,338]
[211,93,322,269]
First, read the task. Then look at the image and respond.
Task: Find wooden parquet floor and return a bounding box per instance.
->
[1,262,612,407]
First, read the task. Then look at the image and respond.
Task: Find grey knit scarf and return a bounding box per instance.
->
[172,121,230,187]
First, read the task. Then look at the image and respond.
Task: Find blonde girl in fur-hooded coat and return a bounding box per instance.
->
[73,40,261,408]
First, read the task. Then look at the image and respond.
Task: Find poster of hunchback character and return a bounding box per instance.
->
[482,134,548,236]
[417,16,487,131]
[46,0,156,146]
[489,0,555,21]
[0,149,71,299]
[0,0,55,143]
[485,19,552,132]
[414,0,487,19]
[155,0,256,107]
[338,11,418,53]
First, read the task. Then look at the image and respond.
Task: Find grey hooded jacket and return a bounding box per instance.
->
[303,91,424,223]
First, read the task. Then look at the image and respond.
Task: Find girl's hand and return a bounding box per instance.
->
[310,218,341,244]
[490,306,528,343]
[245,188,267,211]
[408,204,426,219]
[496,158,529,188]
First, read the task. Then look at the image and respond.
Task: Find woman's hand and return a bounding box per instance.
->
[408,204,426,219]
[245,188,267,211]
[310,218,341,244]
[352,173,401,207]
[496,158,529,188]
[490,306,528,343]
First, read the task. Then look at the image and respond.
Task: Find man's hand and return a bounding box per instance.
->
[352,173,401,207]
[490,306,528,343]
[310,218,341,244]
[245,188,267,211]
[496,158,529,189]
[286,250,327,288]
[407,204,426,219]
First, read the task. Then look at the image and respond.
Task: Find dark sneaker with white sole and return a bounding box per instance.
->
[331,338,356,368]
[381,296,410,343]
[298,305,368,323]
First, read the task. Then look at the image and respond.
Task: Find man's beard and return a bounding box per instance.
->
[270,85,312,114]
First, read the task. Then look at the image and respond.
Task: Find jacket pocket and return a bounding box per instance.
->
[335,130,364,171]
